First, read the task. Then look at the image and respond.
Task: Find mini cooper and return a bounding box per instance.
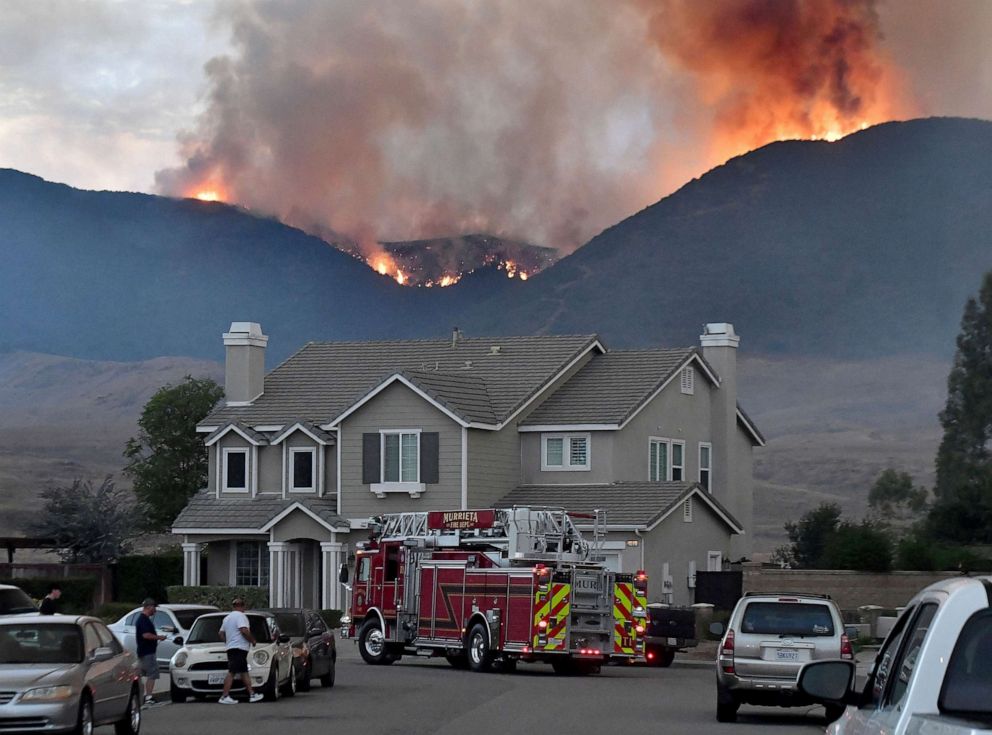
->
[169,611,295,702]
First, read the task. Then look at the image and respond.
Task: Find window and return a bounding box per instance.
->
[939,609,992,719]
[235,541,270,587]
[382,431,419,483]
[290,447,316,491]
[683,497,693,522]
[868,607,912,708]
[680,366,695,394]
[886,603,938,708]
[741,602,836,636]
[707,551,723,572]
[699,443,712,492]
[223,448,248,492]
[357,556,371,583]
[541,433,590,471]
[650,438,684,481]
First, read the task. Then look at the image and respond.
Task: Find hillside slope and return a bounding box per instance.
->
[466,118,992,357]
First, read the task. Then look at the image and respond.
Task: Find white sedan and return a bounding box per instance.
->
[107,603,217,670]
[170,611,295,702]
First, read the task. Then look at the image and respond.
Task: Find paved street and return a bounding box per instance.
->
[136,644,830,735]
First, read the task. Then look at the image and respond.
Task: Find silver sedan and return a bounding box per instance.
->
[0,615,141,734]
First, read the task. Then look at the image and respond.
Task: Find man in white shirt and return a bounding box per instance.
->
[218,599,264,704]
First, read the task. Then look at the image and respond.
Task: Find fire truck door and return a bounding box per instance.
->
[380,542,404,619]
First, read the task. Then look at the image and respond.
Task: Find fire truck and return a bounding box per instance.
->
[344,506,648,674]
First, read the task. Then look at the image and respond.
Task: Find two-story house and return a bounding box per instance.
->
[173,322,763,610]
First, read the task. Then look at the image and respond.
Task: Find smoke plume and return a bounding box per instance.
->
[155,0,913,252]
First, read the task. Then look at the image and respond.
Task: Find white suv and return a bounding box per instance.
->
[715,592,852,722]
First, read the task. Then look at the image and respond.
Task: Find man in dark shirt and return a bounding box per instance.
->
[38,584,61,615]
[135,599,166,707]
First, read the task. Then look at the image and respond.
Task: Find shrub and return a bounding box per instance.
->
[822,521,893,572]
[91,602,139,623]
[115,554,182,603]
[166,585,269,609]
[895,535,992,572]
[319,609,344,629]
[0,577,98,614]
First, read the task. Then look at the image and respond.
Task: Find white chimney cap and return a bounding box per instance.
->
[700,322,739,348]
[224,322,268,347]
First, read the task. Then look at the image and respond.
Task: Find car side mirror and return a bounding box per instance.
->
[307,628,324,638]
[797,660,857,704]
[278,634,291,644]
[709,622,725,636]
[339,563,349,584]
[92,646,115,662]
[172,636,184,646]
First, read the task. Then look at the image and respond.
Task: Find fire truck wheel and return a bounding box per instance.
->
[466,624,493,673]
[445,653,469,669]
[358,619,394,666]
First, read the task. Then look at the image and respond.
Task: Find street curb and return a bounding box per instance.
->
[672,659,715,668]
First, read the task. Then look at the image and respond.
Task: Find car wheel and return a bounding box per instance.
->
[358,619,393,666]
[169,679,188,704]
[280,661,297,698]
[319,657,335,688]
[263,666,280,702]
[73,695,94,735]
[114,687,141,735]
[466,623,492,673]
[716,686,740,723]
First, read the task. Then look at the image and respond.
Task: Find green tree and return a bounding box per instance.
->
[822,521,893,572]
[867,469,928,527]
[30,477,138,563]
[932,272,992,543]
[124,376,223,530]
[783,503,842,568]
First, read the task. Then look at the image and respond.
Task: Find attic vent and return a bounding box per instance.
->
[490,345,502,355]
[680,366,695,395]
[683,497,693,523]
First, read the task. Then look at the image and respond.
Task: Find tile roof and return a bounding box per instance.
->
[203,334,600,428]
[520,348,699,426]
[496,481,742,532]
[204,422,269,446]
[172,491,348,532]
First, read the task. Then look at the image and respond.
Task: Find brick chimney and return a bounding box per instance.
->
[223,322,268,406]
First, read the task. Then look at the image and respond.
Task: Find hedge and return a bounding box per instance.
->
[318,609,344,629]
[115,554,182,604]
[0,577,98,615]
[166,585,270,609]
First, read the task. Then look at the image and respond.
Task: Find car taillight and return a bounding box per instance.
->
[720,629,735,674]
[634,570,648,593]
[841,634,853,660]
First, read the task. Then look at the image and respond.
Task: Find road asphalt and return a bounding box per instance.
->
[136,643,833,735]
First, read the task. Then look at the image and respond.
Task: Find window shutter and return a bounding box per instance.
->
[362,433,381,484]
[420,432,439,484]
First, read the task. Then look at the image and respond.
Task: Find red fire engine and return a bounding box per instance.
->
[345,507,648,674]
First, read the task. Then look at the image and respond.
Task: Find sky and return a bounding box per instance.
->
[1,0,991,250]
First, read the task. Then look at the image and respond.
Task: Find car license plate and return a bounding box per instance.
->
[776,649,799,661]
[207,673,226,685]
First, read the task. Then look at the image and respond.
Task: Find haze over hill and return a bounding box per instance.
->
[467,118,992,358]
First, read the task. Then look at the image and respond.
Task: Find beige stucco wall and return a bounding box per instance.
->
[339,382,463,518]
[519,431,615,485]
[467,425,519,508]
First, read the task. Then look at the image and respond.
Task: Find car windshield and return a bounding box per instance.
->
[0,588,38,615]
[173,609,214,630]
[741,602,835,637]
[188,615,272,644]
[0,624,84,664]
[273,613,305,637]
[939,610,992,719]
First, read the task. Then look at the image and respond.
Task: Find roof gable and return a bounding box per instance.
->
[203,423,268,447]
[521,348,717,427]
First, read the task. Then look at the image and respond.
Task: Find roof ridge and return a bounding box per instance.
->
[300,333,599,347]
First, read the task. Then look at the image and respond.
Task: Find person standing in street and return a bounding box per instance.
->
[218,598,263,704]
[38,584,61,615]
[135,598,166,707]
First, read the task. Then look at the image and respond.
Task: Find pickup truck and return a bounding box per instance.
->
[645,604,698,666]
[797,575,992,734]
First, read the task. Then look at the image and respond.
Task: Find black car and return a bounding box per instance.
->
[261,608,336,691]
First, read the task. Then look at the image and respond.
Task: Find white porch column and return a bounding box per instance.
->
[268,542,289,607]
[181,543,202,586]
[320,541,345,610]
